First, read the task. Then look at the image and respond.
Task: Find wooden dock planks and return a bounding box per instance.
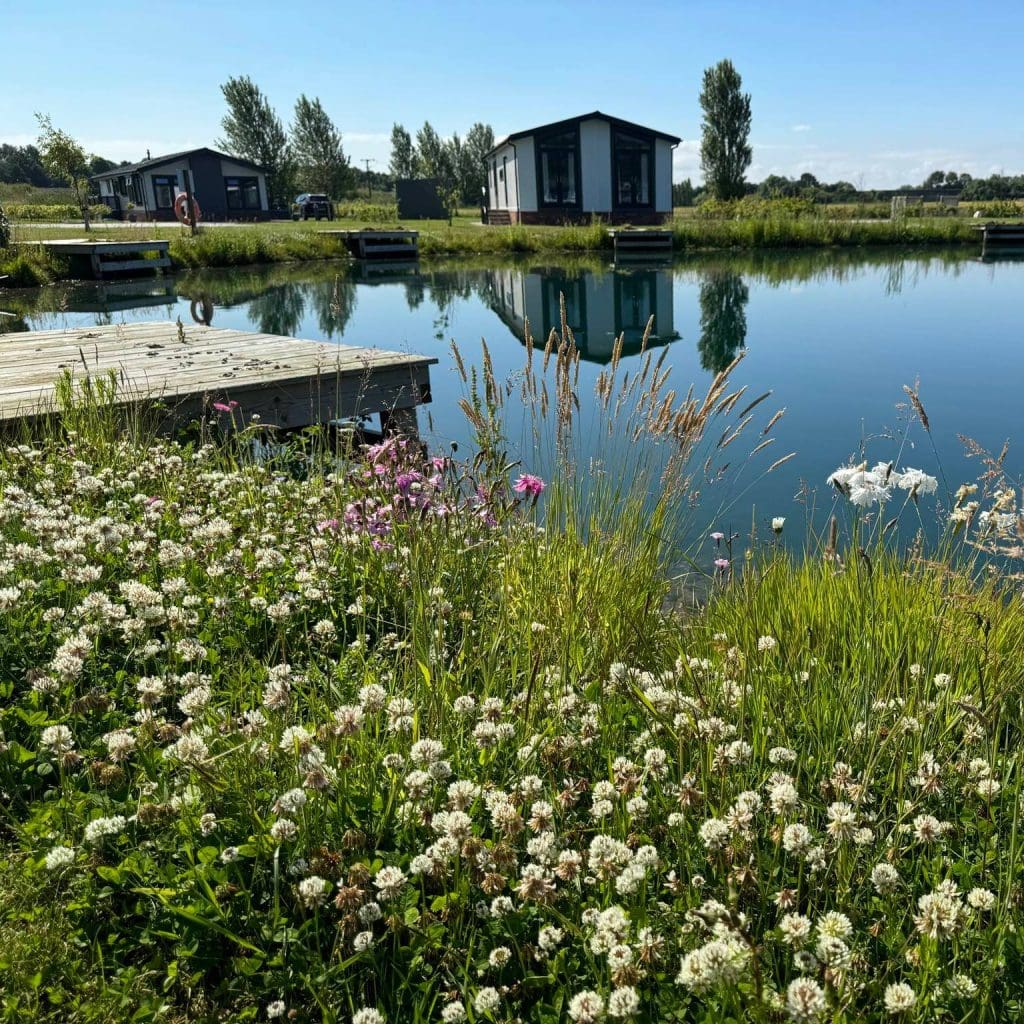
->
[0,321,435,434]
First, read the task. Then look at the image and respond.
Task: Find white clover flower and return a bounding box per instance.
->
[757,635,777,652]
[771,516,786,533]
[538,924,564,952]
[946,974,977,998]
[44,845,76,870]
[351,1008,385,1024]
[607,985,640,1018]
[814,935,851,969]
[472,987,500,1014]
[782,823,812,854]
[871,862,900,895]
[778,913,813,947]
[699,818,731,851]
[373,865,406,901]
[270,818,297,842]
[489,895,514,918]
[816,912,853,940]
[769,746,797,765]
[567,990,605,1023]
[266,1000,287,1019]
[40,724,74,754]
[676,934,750,992]
[883,982,916,1014]
[914,889,963,938]
[274,788,308,816]
[826,801,857,841]
[440,1001,467,1022]
[83,814,127,845]
[488,946,511,968]
[976,778,1001,800]
[967,887,996,911]
[297,875,330,909]
[786,978,827,1023]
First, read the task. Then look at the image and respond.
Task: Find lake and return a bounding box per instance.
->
[3,249,1020,540]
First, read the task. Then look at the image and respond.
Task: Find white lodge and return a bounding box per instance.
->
[485,112,680,225]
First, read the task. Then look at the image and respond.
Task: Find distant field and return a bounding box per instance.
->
[0,183,77,206]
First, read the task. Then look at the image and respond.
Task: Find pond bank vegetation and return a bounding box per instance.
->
[0,317,1021,1022]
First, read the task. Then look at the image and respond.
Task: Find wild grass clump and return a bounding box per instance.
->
[0,348,1021,1021]
[0,245,64,286]
[168,228,349,268]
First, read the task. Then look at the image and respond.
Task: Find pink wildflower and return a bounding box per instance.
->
[513,474,546,498]
[212,400,239,413]
[710,531,725,542]
[714,558,730,570]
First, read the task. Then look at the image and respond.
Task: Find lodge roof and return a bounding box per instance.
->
[90,147,267,179]
[488,112,682,154]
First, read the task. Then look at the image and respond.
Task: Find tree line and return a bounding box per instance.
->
[0,143,121,186]
[388,122,494,206]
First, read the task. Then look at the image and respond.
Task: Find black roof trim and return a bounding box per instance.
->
[90,146,267,179]
[488,112,681,155]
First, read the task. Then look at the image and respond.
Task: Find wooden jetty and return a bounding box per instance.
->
[609,229,674,261]
[976,223,1024,257]
[322,229,419,260]
[0,321,435,435]
[34,239,171,279]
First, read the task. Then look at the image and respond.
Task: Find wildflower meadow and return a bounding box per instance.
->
[0,324,1022,1023]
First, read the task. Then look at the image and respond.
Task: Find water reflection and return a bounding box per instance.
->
[697,270,749,373]
[485,265,679,362]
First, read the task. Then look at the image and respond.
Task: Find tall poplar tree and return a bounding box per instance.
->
[389,124,416,180]
[698,60,752,201]
[219,76,293,206]
[291,95,348,197]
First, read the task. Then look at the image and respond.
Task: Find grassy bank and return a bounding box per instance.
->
[3,208,983,286]
[0,325,1022,1022]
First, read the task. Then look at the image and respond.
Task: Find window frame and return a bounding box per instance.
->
[611,128,656,210]
[535,126,582,209]
[225,175,262,212]
[151,174,178,210]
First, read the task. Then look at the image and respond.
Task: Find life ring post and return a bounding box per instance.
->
[183,168,198,236]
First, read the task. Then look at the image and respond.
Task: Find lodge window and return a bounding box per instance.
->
[152,174,177,210]
[225,176,261,211]
[612,130,654,208]
[502,157,508,205]
[537,128,579,207]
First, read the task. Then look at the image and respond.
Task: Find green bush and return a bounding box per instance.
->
[696,196,817,220]
[334,200,399,222]
[5,203,112,222]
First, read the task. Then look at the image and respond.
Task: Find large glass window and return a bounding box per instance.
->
[537,129,579,207]
[152,174,177,210]
[613,131,653,208]
[225,176,261,211]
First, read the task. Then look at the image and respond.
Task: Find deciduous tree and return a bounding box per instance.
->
[389,124,416,180]
[291,95,348,198]
[698,60,752,201]
[35,114,92,230]
[462,122,495,204]
[219,76,293,207]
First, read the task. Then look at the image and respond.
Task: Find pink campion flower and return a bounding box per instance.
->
[315,518,339,533]
[513,474,546,498]
[714,558,730,570]
[212,400,239,412]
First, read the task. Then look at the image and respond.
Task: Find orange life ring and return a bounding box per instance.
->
[174,192,201,226]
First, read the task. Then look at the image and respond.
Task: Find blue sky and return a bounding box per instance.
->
[4,0,1023,187]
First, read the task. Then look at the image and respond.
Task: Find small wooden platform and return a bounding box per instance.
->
[609,229,674,261]
[33,239,171,279]
[975,223,1024,256]
[321,229,419,260]
[0,321,435,435]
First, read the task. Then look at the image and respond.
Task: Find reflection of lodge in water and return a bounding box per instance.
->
[485,266,679,363]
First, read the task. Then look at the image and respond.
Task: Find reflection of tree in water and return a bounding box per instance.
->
[698,270,749,374]
[309,275,358,338]
[404,278,425,310]
[247,283,306,337]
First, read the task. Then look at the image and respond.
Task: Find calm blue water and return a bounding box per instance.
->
[3,250,1021,539]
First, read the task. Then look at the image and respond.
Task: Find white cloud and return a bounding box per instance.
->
[791,124,812,133]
